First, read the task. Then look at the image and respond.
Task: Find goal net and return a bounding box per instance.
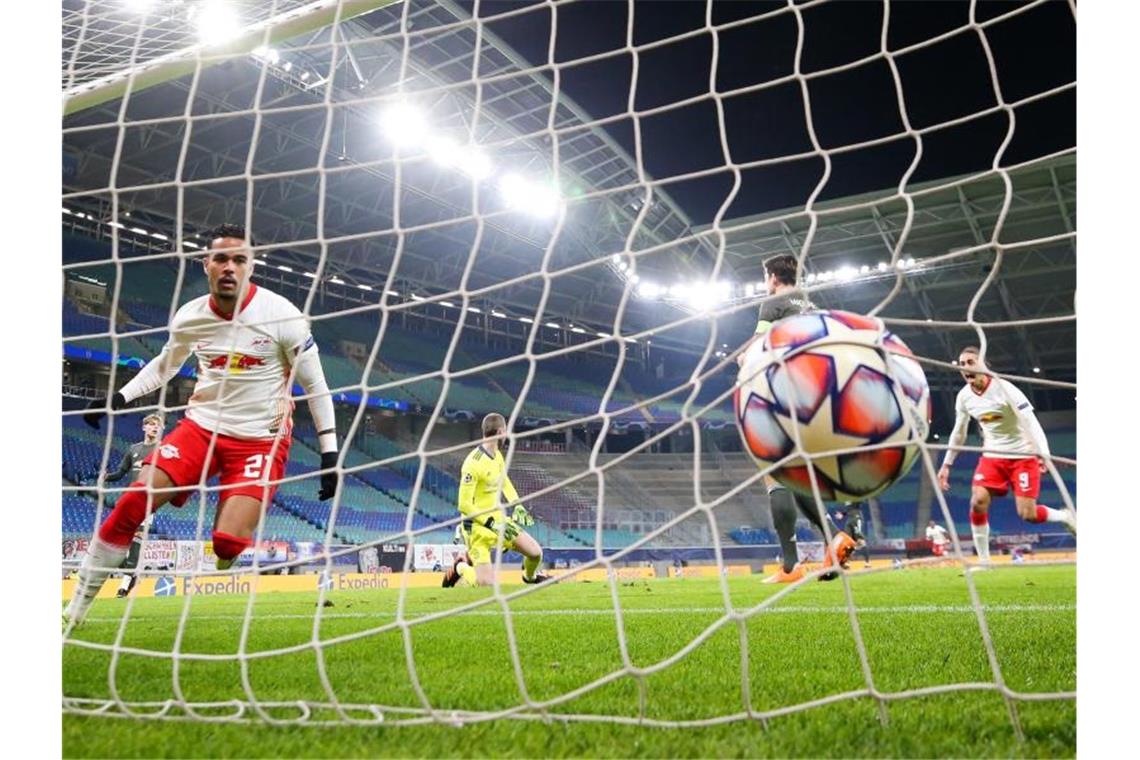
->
[62,0,1076,735]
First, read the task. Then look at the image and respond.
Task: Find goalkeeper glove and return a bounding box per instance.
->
[511,504,534,527]
[318,452,339,501]
[83,392,126,430]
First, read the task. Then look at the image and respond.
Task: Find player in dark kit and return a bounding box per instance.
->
[737,254,856,583]
[107,414,165,597]
[834,503,871,568]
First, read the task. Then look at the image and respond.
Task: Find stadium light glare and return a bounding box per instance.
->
[385,290,401,297]
[251,45,279,64]
[357,284,372,291]
[183,241,201,249]
[805,273,817,284]
[150,232,168,241]
[596,331,609,338]
[194,1,241,45]
[130,227,148,235]
[440,301,455,308]
[638,281,662,299]
[545,322,561,329]
[860,264,870,274]
[123,0,157,13]
[467,306,482,313]
[499,173,561,218]
[1033,367,1041,373]
[330,277,345,284]
[519,316,534,324]
[410,293,424,301]
[905,257,916,267]
[877,261,889,271]
[381,102,428,149]
[571,327,586,334]
[303,272,316,279]
[491,310,507,318]
[276,265,292,271]
[836,266,858,282]
[300,71,310,81]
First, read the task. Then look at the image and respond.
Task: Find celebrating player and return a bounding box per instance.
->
[737,253,856,583]
[937,347,1075,565]
[104,413,165,598]
[65,225,339,625]
[442,413,550,587]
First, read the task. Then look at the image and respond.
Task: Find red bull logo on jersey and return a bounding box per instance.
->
[978,412,1004,423]
[205,353,266,374]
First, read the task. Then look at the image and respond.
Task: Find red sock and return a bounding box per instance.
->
[970,510,989,526]
[212,531,252,560]
[97,483,156,547]
[1027,505,1048,523]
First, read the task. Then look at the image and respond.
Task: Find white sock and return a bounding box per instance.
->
[118,573,132,593]
[65,538,128,625]
[971,523,991,563]
[1040,505,1069,523]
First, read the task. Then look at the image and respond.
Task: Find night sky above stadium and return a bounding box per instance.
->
[462,0,1075,224]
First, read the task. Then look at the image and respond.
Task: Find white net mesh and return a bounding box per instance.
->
[62,0,1076,737]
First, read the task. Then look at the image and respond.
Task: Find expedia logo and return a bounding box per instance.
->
[182,576,252,595]
[206,353,266,374]
[336,573,390,590]
[978,412,1004,423]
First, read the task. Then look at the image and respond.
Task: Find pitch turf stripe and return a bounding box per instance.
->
[84,602,1075,622]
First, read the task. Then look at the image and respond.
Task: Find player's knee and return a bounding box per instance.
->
[211,530,252,560]
[97,485,154,547]
[969,495,988,513]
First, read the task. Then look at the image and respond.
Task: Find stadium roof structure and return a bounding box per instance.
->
[62,0,717,336]
[62,0,1074,413]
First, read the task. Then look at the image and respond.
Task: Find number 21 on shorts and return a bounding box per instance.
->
[243,453,271,479]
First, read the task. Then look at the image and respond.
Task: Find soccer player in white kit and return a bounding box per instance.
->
[936,347,1075,564]
[65,225,340,625]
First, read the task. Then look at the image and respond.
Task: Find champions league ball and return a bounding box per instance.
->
[734,310,931,502]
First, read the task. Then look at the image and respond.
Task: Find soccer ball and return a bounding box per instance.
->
[734,310,931,501]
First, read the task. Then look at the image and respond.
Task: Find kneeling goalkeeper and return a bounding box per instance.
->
[443,413,551,587]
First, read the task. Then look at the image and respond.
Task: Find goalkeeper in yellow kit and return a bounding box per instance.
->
[442,413,551,587]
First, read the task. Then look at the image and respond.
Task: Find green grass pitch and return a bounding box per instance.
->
[63,565,1075,758]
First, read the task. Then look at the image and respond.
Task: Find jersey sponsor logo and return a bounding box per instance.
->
[205,353,266,373]
[159,444,180,459]
[250,336,273,348]
[977,412,1004,423]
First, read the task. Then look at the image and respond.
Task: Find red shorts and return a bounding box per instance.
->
[973,455,1040,499]
[143,417,292,504]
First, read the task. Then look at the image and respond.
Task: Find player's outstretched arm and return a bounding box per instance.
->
[83,328,193,429]
[290,337,339,500]
[938,396,970,491]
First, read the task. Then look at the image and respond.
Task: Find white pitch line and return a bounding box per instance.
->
[83,602,1075,623]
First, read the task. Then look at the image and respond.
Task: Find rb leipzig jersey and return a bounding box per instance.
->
[954,377,1039,459]
[164,284,311,439]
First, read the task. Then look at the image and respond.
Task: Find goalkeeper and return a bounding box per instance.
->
[442,413,550,587]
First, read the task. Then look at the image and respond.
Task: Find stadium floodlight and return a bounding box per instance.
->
[381,102,428,150]
[456,147,493,180]
[491,310,507,318]
[860,264,871,274]
[836,266,858,282]
[303,272,316,279]
[498,173,561,218]
[805,273,817,284]
[150,232,168,241]
[409,293,424,301]
[183,241,201,250]
[357,284,372,291]
[193,1,241,46]
[440,301,455,308]
[519,316,534,324]
[467,306,482,313]
[571,327,585,334]
[877,261,889,271]
[1033,367,1041,374]
[905,256,917,268]
[282,61,293,72]
[545,322,561,329]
